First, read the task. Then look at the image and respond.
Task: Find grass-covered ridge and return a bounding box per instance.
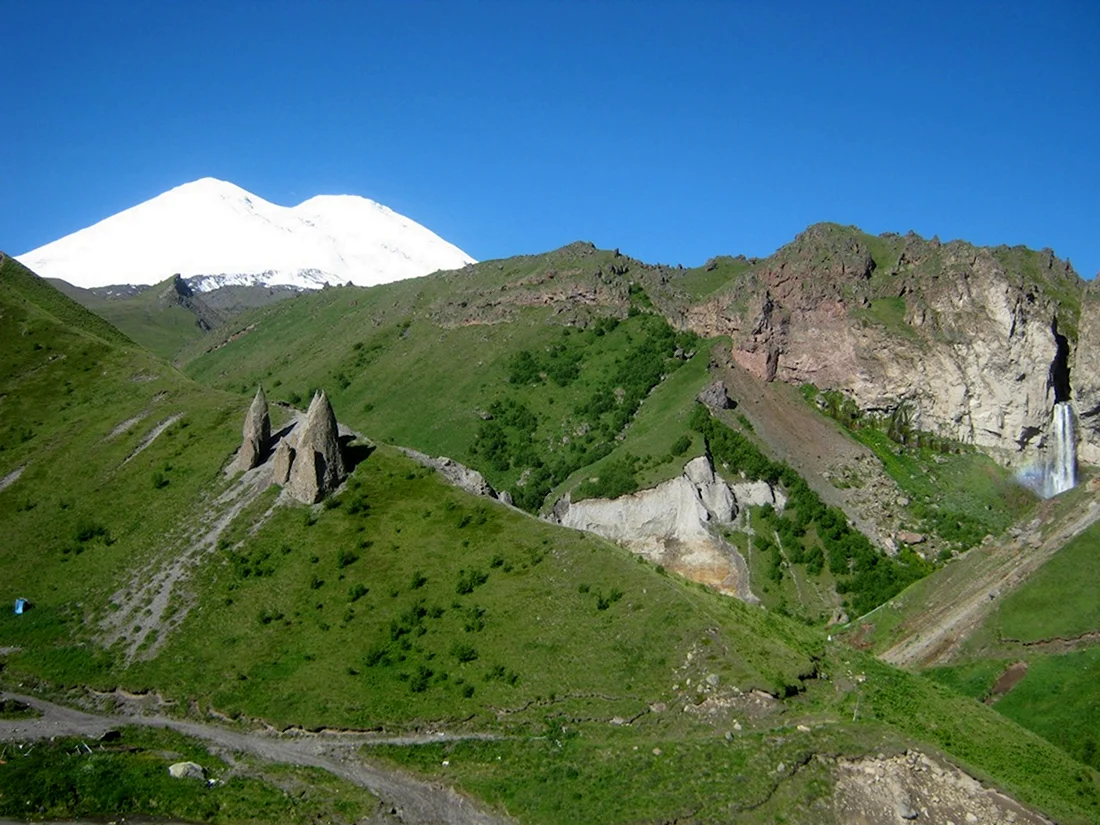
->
[122,446,821,728]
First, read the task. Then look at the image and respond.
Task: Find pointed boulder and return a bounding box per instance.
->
[233,386,271,472]
[285,391,345,503]
[272,438,294,485]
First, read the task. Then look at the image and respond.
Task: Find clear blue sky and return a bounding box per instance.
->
[3,1,1098,276]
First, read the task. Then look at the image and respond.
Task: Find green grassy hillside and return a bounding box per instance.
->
[2,255,1099,823]
[50,274,222,360]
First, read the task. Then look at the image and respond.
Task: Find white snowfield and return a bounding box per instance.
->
[17,177,476,290]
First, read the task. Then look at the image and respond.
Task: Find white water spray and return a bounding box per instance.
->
[1015,402,1078,499]
[1045,402,1077,497]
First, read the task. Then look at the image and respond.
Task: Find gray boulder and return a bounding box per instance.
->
[697,380,733,409]
[232,386,270,472]
[285,391,346,503]
[272,437,293,485]
[168,761,205,780]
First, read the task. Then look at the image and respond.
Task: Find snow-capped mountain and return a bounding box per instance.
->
[17,178,476,290]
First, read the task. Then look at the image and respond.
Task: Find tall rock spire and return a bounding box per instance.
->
[285,390,345,503]
[232,386,271,472]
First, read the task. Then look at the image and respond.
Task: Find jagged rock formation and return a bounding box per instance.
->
[398,448,499,499]
[282,391,346,503]
[697,380,733,409]
[231,387,271,473]
[681,225,1089,468]
[272,438,293,485]
[550,455,784,600]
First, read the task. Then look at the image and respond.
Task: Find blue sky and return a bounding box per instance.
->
[3,1,1098,276]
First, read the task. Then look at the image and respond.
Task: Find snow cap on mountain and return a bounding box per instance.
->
[17,178,475,290]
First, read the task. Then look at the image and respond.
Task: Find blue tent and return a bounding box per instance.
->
[14,598,27,615]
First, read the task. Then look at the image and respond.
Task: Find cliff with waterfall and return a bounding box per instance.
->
[676,224,1091,489]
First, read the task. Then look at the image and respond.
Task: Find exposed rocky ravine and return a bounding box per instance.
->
[549,454,782,600]
[682,225,1090,470]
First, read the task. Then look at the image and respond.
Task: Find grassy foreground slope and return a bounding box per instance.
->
[1,256,1099,823]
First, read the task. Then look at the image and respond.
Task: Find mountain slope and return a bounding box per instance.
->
[48,274,226,360]
[2,257,1100,823]
[17,177,476,290]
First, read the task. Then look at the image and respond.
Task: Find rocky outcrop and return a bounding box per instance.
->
[231,387,271,473]
[697,380,733,409]
[160,274,224,332]
[683,225,1091,468]
[551,455,776,601]
[398,449,499,499]
[272,438,293,485]
[168,761,206,780]
[832,750,1052,825]
[282,391,345,503]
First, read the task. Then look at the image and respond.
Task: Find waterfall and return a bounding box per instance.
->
[1015,402,1078,499]
[1044,402,1077,498]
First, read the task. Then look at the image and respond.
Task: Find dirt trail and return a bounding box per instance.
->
[716,359,905,548]
[881,498,1100,669]
[0,692,511,825]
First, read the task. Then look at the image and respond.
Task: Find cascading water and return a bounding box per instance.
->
[1016,318,1078,498]
[1044,402,1077,497]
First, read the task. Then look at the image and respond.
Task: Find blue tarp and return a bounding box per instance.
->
[14,598,27,615]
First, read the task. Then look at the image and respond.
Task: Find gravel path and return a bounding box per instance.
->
[0,692,511,825]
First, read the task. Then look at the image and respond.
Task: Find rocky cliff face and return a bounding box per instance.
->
[1072,282,1100,465]
[551,455,785,600]
[682,224,1089,468]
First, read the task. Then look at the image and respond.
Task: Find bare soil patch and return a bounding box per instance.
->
[987,661,1028,703]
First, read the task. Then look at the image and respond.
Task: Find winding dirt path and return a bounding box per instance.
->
[881,498,1100,669]
[0,692,511,825]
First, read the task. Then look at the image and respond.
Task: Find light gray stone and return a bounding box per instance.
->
[168,761,205,780]
[232,386,271,472]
